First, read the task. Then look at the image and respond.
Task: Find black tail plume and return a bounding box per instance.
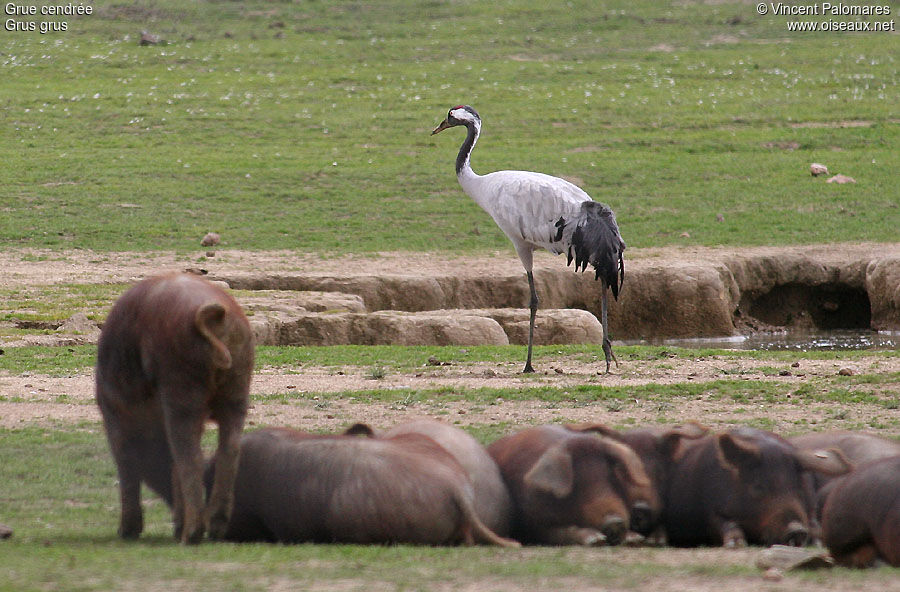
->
[568,201,625,299]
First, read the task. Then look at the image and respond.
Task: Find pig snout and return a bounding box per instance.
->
[601,515,627,546]
[629,501,655,536]
[781,521,809,547]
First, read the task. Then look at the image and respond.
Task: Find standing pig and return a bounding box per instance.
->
[664,426,851,548]
[96,273,254,544]
[822,456,900,567]
[213,426,519,547]
[384,419,513,537]
[488,424,652,545]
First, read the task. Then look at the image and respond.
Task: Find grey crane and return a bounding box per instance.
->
[432,105,625,373]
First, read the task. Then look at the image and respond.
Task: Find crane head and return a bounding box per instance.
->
[432,105,480,135]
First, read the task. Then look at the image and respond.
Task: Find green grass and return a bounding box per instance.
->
[2,0,898,254]
[2,343,897,376]
[2,425,900,591]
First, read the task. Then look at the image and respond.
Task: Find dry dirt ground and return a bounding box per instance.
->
[1,246,898,435]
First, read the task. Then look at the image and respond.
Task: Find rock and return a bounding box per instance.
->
[479,308,605,345]
[810,163,828,176]
[0,524,12,539]
[756,545,834,571]
[866,257,900,331]
[275,311,509,347]
[826,174,855,184]
[838,367,855,376]
[139,31,161,45]
[201,232,221,247]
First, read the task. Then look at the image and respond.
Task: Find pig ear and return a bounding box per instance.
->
[343,423,376,437]
[717,433,762,473]
[603,439,651,488]
[564,422,622,441]
[795,447,853,476]
[524,443,574,498]
[658,421,710,459]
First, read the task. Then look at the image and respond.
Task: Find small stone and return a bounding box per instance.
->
[763,567,783,581]
[680,232,691,238]
[791,361,800,368]
[838,367,855,376]
[779,370,792,376]
[201,232,221,247]
[139,31,161,46]
[826,174,855,184]
[206,250,216,258]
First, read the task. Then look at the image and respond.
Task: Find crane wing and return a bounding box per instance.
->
[472,170,590,254]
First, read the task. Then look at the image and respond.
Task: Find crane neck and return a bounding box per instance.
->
[455,119,480,178]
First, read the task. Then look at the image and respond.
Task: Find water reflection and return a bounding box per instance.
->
[623,330,900,351]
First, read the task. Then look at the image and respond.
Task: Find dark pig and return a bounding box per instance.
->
[488,424,652,545]
[791,431,900,539]
[664,426,851,548]
[95,273,253,543]
[383,419,512,536]
[822,456,900,567]
[566,421,709,540]
[214,427,520,547]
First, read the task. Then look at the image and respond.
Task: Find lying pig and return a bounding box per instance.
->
[488,424,652,545]
[383,419,512,537]
[96,273,254,543]
[791,431,900,538]
[822,456,900,567]
[566,421,709,541]
[664,426,851,548]
[791,431,900,492]
[210,427,519,547]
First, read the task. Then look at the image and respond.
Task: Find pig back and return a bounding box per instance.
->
[227,428,476,545]
[384,420,512,536]
[822,455,900,567]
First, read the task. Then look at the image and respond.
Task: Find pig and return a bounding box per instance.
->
[791,431,900,540]
[566,421,709,541]
[822,456,900,567]
[487,424,653,546]
[383,419,513,537]
[95,273,254,544]
[663,426,851,548]
[211,426,520,547]
[791,431,900,492]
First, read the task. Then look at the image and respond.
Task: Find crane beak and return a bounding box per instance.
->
[431,119,452,135]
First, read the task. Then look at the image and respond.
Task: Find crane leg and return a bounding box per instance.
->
[600,289,618,374]
[524,271,539,373]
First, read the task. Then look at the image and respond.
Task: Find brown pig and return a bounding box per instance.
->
[791,431,900,492]
[822,456,900,568]
[383,419,513,537]
[95,273,254,544]
[663,426,851,548]
[565,421,709,540]
[211,426,520,547]
[790,431,900,538]
[487,424,652,546]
